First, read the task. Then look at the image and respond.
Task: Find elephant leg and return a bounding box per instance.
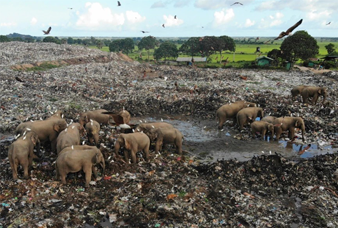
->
[51,139,57,153]
[288,127,295,140]
[143,147,150,161]
[84,168,92,187]
[155,141,161,153]
[92,166,98,179]
[232,117,237,126]
[261,130,266,141]
[11,160,18,180]
[251,129,256,138]
[94,134,99,146]
[275,128,282,141]
[123,149,129,163]
[130,150,137,164]
[176,141,182,155]
[218,117,225,129]
[60,173,67,185]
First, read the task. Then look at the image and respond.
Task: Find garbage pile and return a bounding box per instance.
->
[0,42,338,227]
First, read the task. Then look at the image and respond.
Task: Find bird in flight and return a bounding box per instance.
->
[326,22,331,25]
[117,1,121,6]
[231,2,243,6]
[274,19,303,40]
[68,7,73,10]
[141,31,149,33]
[42,27,51,35]
[174,15,177,19]
[162,24,165,28]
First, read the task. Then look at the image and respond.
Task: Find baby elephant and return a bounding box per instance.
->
[85,120,100,146]
[237,107,264,130]
[56,145,105,187]
[147,127,183,155]
[251,121,274,140]
[114,132,150,163]
[8,131,39,180]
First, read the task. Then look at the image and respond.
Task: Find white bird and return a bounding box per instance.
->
[139,120,143,123]
[82,141,85,145]
[72,126,75,129]
[161,118,164,122]
[72,145,74,150]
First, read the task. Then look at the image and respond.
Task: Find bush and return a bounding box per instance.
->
[322,61,336,69]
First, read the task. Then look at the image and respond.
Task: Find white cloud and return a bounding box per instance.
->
[245,19,255,27]
[213,8,235,26]
[0,22,17,27]
[174,0,191,7]
[258,12,283,29]
[76,2,125,30]
[125,11,146,24]
[31,17,37,25]
[195,0,253,10]
[307,10,331,21]
[163,15,184,27]
[151,1,165,8]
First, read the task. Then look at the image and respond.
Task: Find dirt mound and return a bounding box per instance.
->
[117,52,134,62]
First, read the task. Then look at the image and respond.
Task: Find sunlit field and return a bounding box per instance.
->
[90,39,338,65]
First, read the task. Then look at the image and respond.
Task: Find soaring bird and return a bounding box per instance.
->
[42,27,51,35]
[274,19,303,40]
[162,24,165,28]
[117,1,121,6]
[174,15,177,19]
[326,22,331,25]
[231,2,243,6]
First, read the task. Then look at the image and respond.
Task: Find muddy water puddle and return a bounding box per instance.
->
[140,116,337,163]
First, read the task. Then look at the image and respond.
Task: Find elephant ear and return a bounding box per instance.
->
[92,151,100,164]
[30,134,38,145]
[123,136,131,150]
[54,123,60,132]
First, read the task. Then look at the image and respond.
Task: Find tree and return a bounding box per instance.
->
[108,38,134,54]
[153,41,178,60]
[217,35,236,62]
[267,49,282,66]
[179,37,201,57]
[138,36,158,60]
[96,40,103,49]
[280,31,319,62]
[67,37,74,44]
[325,43,335,55]
[43,36,60,44]
[0,35,10,42]
[199,36,219,57]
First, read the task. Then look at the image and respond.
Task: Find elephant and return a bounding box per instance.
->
[251,121,274,140]
[135,122,174,134]
[261,116,277,124]
[78,109,111,126]
[85,120,100,146]
[146,127,183,154]
[291,85,308,101]
[15,118,67,153]
[102,110,131,126]
[236,107,264,130]
[8,131,39,180]
[56,145,105,187]
[216,100,256,129]
[300,86,327,105]
[273,117,306,142]
[56,123,85,154]
[114,132,150,164]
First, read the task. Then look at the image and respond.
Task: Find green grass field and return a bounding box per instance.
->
[90,40,338,65]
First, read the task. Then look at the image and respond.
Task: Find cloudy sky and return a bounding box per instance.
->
[0,0,337,38]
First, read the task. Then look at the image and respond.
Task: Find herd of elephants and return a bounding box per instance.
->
[7,84,327,187]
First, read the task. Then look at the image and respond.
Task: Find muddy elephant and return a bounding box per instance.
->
[146,127,184,154]
[136,122,174,134]
[236,107,264,130]
[56,145,105,187]
[8,131,39,180]
[56,123,85,154]
[85,120,100,146]
[114,132,150,163]
[216,100,256,129]
[78,109,111,126]
[300,86,327,105]
[273,117,306,142]
[291,85,308,101]
[251,121,274,140]
[16,118,67,153]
